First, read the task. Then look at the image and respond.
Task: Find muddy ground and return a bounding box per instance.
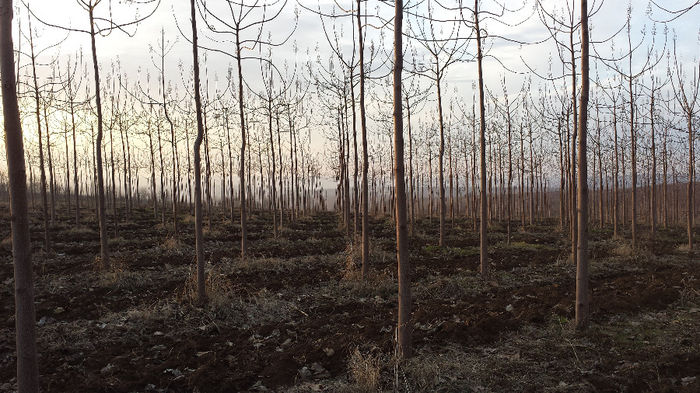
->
[0,205,698,392]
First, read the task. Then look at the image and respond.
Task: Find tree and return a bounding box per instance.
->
[61,54,85,225]
[1,0,39,390]
[189,0,206,302]
[474,0,489,278]
[575,0,590,329]
[669,38,699,253]
[356,0,371,277]
[196,0,295,259]
[392,0,411,359]
[594,6,664,249]
[409,0,467,247]
[26,13,50,251]
[26,0,160,267]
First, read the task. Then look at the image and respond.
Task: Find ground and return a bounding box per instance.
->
[0,205,698,392]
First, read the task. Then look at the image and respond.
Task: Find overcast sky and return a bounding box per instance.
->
[20,0,699,90]
[4,0,700,179]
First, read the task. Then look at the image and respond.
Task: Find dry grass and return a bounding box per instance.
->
[95,256,158,290]
[340,271,396,301]
[161,236,183,251]
[612,241,633,257]
[401,346,474,392]
[178,266,233,306]
[348,348,382,393]
[107,236,128,247]
[94,254,127,274]
[341,240,394,282]
[177,267,295,327]
[679,274,699,306]
[676,243,692,252]
[182,214,196,224]
[63,226,97,237]
[342,242,362,281]
[124,301,178,322]
[413,272,489,300]
[0,235,12,250]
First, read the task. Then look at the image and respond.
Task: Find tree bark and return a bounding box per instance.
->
[393,0,411,358]
[1,1,40,389]
[28,21,50,252]
[190,0,206,302]
[88,3,109,266]
[357,0,370,277]
[235,33,248,258]
[475,0,488,278]
[576,0,590,330]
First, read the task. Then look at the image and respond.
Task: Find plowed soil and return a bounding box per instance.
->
[0,206,698,392]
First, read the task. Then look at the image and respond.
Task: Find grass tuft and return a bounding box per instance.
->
[348,348,381,392]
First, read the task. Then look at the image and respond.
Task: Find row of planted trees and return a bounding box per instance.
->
[11,42,699,251]
[11,0,698,258]
[2,0,698,390]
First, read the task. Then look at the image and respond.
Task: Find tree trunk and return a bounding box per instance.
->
[613,104,619,237]
[190,0,206,302]
[688,114,694,252]
[475,0,488,278]
[393,0,411,358]
[357,0,370,277]
[69,93,80,224]
[576,0,590,330]
[43,105,56,226]
[650,87,657,235]
[28,23,50,251]
[1,1,40,388]
[235,35,248,258]
[630,73,637,248]
[436,71,446,247]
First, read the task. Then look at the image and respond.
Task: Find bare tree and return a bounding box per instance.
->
[1,0,39,390]
[189,0,206,302]
[392,0,411,359]
[409,0,467,247]
[474,0,488,277]
[575,0,590,329]
[26,0,160,267]
[669,37,699,253]
[194,0,296,258]
[26,13,50,251]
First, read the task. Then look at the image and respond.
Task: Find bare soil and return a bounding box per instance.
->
[0,205,698,392]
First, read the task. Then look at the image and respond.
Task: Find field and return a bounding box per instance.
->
[0,206,698,392]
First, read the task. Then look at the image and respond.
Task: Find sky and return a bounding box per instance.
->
[2,0,699,182]
[17,0,699,104]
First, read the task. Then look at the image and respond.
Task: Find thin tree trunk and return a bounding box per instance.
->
[43,105,56,225]
[475,0,488,278]
[28,23,50,251]
[436,71,446,247]
[357,0,370,277]
[70,91,80,224]
[393,0,411,358]
[190,0,206,302]
[688,114,694,252]
[576,0,590,329]
[235,35,248,258]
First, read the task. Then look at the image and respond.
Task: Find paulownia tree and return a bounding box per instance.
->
[668,37,699,253]
[192,0,296,259]
[408,0,469,248]
[1,0,39,390]
[576,0,590,330]
[26,0,161,267]
[392,0,411,359]
[189,0,206,302]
